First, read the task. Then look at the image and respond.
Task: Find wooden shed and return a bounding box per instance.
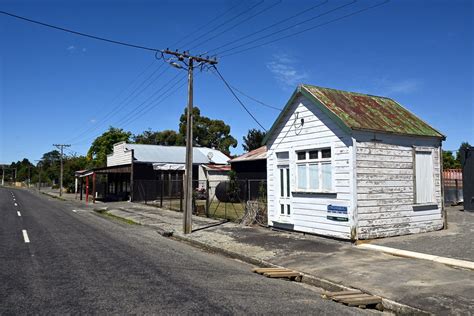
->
[265,84,445,240]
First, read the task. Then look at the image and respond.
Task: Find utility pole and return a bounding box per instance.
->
[161,49,217,234]
[1,165,4,186]
[35,160,42,191]
[53,144,71,197]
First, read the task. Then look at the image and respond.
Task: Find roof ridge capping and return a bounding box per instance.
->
[300,83,392,100]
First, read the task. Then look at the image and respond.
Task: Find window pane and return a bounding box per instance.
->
[280,169,284,197]
[280,204,284,214]
[297,164,307,189]
[322,148,331,159]
[276,151,289,160]
[309,164,319,190]
[297,152,306,160]
[415,151,434,203]
[309,150,319,159]
[287,204,291,215]
[286,168,290,197]
[322,163,332,191]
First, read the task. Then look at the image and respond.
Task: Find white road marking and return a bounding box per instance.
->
[72,209,77,213]
[14,203,18,207]
[22,230,30,243]
[17,211,21,217]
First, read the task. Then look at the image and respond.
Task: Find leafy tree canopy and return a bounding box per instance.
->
[179,106,237,155]
[88,127,131,167]
[242,128,266,152]
[133,129,183,146]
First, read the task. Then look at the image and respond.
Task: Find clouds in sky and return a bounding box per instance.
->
[66,45,87,53]
[266,54,308,90]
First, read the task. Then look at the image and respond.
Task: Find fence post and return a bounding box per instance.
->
[455,179,459,202]
[247,179,250,202]
[160,176,164,208]
[180,178,184,212]
[206,180,210,217]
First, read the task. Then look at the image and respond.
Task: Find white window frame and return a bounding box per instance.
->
[413,148,435,204]
[295,147,334,193]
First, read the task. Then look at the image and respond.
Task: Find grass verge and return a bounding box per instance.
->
[94,209,140,225]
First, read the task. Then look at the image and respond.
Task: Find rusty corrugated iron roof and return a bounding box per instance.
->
[301,84,444,138]
[229,146,267,163]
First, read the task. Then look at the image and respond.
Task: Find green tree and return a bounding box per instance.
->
[179,106,237,155]
[442,150,460,169]
[133,129,183,146]
[242,128,266,152]
[88,127,131,167]
[456,142,471,166]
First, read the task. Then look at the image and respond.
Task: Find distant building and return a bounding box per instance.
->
[265,84,445,240]
[229,146,267,180]
[76,142,229,202]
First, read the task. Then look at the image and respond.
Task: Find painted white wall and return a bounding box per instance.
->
[353,132,443,239]
[107,142,133,167]
[266,95,354,240]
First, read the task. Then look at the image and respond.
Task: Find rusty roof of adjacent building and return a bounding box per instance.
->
[265,84,445,142]
[229,146,267,163]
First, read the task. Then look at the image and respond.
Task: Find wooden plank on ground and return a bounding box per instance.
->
[253,268,291,273]
[263,271,301,278]
[332,294,373,301]
[323,290,362,297]
[344,297,382,306]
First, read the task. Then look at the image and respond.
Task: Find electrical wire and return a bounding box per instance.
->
[212,66,267,131]
[207,0,328,54]
[188,0,282,52]
[215,0,358,56]
[209,68,282,111]
[170,1,244,49]
[67,62,168,143]
[72,74,188,145]
[220,0,390,58]
[0,10,161,52]
[182,0,265,51]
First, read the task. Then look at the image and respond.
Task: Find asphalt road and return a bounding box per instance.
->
[0,188,374,315]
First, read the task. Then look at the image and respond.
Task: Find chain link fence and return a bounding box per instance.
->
[134,178,267,223]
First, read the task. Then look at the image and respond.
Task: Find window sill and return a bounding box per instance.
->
[292,190,337,197]
[413,204,439,211]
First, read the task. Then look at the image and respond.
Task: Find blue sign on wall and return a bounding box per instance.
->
[327,205,348,222]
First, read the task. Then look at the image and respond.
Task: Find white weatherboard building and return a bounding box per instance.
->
[265,84,445,240]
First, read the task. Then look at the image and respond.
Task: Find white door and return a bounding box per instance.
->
[278,165,291,220]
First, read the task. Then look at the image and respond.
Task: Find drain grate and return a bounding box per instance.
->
[322,290,383,309]
[253,267,302,282]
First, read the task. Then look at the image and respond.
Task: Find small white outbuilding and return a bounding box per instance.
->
[265,84,445,240]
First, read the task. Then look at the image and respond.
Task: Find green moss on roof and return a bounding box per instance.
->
[301,84,444,138]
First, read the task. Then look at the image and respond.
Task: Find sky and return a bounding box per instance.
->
[0,0,473,164]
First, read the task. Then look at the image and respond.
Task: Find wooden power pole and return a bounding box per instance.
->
[161,49,217,234]
[53,144,71,196]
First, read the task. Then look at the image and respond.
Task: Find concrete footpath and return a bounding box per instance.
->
[41,189,473,315]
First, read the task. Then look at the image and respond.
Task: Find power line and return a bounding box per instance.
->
[182,0,265,51]
[71,72,187,145]
[215,0,358,56]
[67,63,168,143]
[209,68,282,111]
[188,0,282,52]
[212,66,267,131]
[171,1,245,49]
[220,0,390,58]
[207,0,329,54]
[0,10,161,52]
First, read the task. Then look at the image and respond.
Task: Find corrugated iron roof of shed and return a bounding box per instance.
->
[301,84,444,138]
[125,144,229,164]
[229,146,267,163]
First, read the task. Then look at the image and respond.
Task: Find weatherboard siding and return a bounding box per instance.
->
[354,133,443,239]
[107,142,133,167]
[266,95,354,240]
